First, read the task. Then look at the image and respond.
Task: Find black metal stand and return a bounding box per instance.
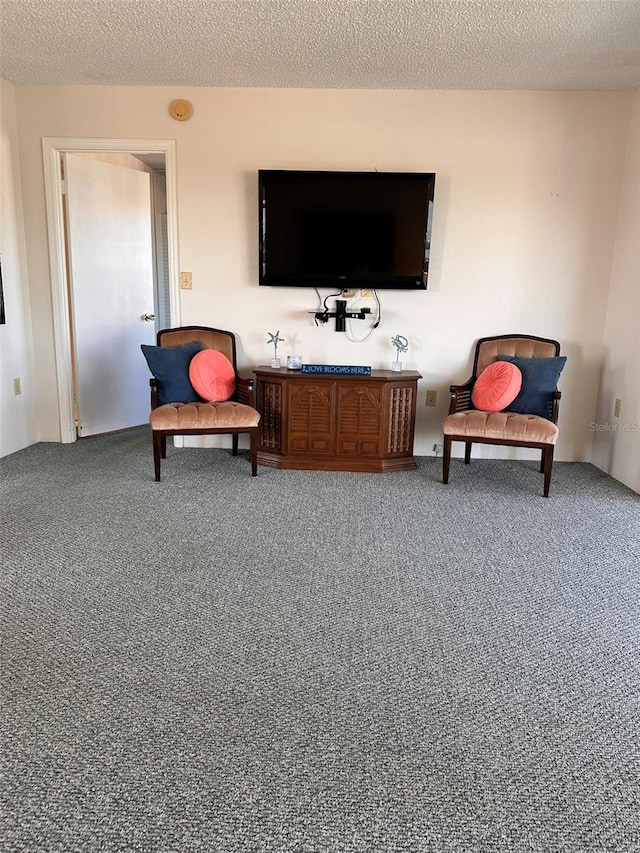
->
[315,299,371,332]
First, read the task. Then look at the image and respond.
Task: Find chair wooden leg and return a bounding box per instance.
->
[464,442,472,464]
[153,431,163,482]
[161,435,167,459]
[442,436,452,484]
[250,428,258,476]
[540,449,545,473]
[232,434,239,457]
[542,445,554,497]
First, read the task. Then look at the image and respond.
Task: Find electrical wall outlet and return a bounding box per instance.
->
[614,398,622,418]
[180,271,193,290]
[360,289,373,298]
[13,378,21,395]
[425,389,437,407]
[433,443,443,456]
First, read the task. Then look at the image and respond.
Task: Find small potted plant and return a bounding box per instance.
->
[267,330,285,368]
[390,334,408,372]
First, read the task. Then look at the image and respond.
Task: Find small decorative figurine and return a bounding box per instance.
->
[390,334,408,372]
[267,330,285,368]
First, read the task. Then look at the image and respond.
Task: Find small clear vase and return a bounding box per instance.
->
[391,361,402,372]
[271,357,281,368]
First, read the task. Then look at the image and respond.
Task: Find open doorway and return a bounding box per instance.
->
[63,151,166,436]
[42,138,180,443]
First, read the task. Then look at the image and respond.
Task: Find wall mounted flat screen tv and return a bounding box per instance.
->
[258,170,436,290]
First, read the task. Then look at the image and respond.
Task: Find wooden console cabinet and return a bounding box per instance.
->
[254,366,422,472]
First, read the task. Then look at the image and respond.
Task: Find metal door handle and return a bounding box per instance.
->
[143,313,155,322]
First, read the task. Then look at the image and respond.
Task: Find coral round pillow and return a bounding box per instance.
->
[471,361,523,412]
[188,349,236,402]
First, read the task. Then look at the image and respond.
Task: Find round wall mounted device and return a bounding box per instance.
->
[169,99,193,121]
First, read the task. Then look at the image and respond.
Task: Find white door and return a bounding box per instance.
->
[64,153,157,437]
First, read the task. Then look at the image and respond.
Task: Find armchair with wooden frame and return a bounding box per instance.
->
[148,326,260,481]
[442,334,562,497]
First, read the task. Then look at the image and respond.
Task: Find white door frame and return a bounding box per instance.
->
[42,137,181,443]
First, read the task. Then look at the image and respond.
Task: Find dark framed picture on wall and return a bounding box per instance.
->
[0,255,5,324]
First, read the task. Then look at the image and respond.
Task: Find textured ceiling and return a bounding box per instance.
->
[2,0,639,91]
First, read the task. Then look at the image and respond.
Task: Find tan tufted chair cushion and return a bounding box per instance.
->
[443,411,559,444]
[150,401,260,431]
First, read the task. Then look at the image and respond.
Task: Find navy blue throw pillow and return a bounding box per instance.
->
[496,355,567,419]
[141,341,203,405]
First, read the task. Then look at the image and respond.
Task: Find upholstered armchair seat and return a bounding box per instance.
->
[443,411,559,444]
[150,401,260,431]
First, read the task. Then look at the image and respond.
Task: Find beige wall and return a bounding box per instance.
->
[592,90,640,494]
[10,85,635,465]
[0,79,37,456]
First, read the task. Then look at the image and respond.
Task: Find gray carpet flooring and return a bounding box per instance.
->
[1,428,639,852]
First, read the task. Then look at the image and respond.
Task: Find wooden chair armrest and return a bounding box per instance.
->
[150,378,159,410]
[448,378,475,415]
[235,374,256,408]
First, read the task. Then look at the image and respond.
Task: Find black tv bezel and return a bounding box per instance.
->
[258,169,435,290]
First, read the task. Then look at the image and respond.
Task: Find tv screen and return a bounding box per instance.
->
[258,170,435,290]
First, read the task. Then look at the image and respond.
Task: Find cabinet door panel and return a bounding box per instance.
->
[259,381,283,451]
[337,385,382,456]
[287,382,334,454]
[387,385,417,454]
